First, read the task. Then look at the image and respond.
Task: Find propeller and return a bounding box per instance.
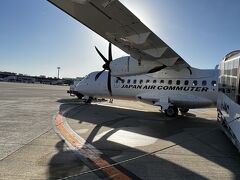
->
[95,43,113,96]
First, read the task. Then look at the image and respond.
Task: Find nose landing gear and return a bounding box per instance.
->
[83,96,93,104]
[76,93,84,99]
[179,108,189,114]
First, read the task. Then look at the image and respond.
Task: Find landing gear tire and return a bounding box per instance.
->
[165,106,178,117]
[179,108,189,114]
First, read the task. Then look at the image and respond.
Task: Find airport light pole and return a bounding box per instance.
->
[57,67,60,79]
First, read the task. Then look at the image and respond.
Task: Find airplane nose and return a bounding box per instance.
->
[75,81,86,94]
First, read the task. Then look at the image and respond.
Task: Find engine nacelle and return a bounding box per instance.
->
[110,56,161,76]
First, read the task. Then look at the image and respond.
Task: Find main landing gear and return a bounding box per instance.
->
[164,106,189,117]
[164,106,178,117]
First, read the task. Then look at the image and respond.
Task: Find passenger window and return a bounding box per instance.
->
[121,79,125,83]
[160,80,164,84]
[133,80,137,84]
[193,80,198,86]
[127,79,131,84]
[176,80,180,85]
[202,80,207,86]
[153,80,157,84]
[212,80,217,87]
[139,80,143,84]
[146,80,150,83]
[184,80,189,85]
[168,80,172,85]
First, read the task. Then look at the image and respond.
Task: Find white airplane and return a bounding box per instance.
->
[48,0,219,117]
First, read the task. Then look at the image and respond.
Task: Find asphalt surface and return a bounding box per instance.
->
[0,82,240,179]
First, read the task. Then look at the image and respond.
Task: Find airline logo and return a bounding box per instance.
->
[120,84,209,92]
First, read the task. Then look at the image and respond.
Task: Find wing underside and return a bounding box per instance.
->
[48,0,190,68]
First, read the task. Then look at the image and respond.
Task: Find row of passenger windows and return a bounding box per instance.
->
[116,79,217,86]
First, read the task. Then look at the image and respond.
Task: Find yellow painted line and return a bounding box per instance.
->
[54,113,131,180]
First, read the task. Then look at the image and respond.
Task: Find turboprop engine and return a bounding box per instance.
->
[94,43,167,78]
[110,56,166,76]
[93,43,168,96]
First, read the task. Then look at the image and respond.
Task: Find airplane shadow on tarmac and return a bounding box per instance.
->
[48,99,240,179]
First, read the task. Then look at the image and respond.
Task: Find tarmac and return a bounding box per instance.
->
[0,82,240,179]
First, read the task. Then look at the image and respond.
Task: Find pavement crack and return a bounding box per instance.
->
[0,127,53,161]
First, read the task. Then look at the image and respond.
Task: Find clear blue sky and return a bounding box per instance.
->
[0,0,240,78]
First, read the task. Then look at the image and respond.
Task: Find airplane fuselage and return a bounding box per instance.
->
[76,67,218,110]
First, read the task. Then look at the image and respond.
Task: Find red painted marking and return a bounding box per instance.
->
[54,113,131,180]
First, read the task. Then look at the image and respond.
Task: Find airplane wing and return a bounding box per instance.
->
[48,0,190,68]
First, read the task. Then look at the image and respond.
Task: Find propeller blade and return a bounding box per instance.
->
[95,46,108,63]
[107,70,112,96]
[108,43,112,62]
[95,70,105,81]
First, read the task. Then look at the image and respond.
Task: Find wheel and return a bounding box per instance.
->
[165,106,178,117]
[179,108,189,114]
